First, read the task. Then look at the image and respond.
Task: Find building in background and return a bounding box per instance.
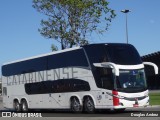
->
[141,51,160,90]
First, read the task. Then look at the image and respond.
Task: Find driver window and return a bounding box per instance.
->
[97,68,114,90]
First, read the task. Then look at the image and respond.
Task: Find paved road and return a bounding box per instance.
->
[0,108,160,120]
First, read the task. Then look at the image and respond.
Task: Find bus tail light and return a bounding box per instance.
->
[112,90,119,106]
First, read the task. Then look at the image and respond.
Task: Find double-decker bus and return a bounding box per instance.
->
[1,43,158,113]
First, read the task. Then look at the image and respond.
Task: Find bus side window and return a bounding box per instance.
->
[101,77,113,90]
[99,68,114,90]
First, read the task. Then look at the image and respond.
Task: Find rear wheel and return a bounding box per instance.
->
[84,97,95,113]
[71,97,82,113]
[13,100,21,112]
[21,100,28,112]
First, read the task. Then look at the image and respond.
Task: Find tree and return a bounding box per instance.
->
[33,0,116,50]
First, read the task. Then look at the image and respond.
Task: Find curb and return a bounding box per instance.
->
[147,105,160,108]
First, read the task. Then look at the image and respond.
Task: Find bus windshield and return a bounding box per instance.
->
[116,69,147,92]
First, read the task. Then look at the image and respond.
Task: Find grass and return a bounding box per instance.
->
[149,92,160,105]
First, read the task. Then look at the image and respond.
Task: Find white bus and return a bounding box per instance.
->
[1,43,158,113]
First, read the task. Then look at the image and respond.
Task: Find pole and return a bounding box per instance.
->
[121,9,131,44]
[126,13,128,44]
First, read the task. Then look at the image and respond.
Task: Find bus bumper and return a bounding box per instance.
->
[114,96,149,109]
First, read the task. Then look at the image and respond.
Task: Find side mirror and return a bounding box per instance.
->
[143,62,158,75]
[93,62,119,76]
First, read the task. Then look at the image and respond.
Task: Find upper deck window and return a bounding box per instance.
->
[105,44,142,65]
[83,44,142,66]
[2,49,88,76]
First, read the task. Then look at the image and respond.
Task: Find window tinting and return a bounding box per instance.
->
[47,49,88,70]
[105,44,142,65]
[83,44,109,68]
[83,44,142,66]
[94,68,114,90]
[25,79,90,94]
[2,49,88,76]
[2,57,47,76]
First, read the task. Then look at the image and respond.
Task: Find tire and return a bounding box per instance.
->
[21,100,28,112]
[71,97,82,113]
[84,97,95,113]
[13,100,21,112]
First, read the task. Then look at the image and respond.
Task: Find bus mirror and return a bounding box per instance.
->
[93,63,103,67]
[93,63,113,68]
[143,62,158,75]
[93,62,119,76]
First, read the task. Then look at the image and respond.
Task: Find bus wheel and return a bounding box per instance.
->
[21,99,28,112]
[71,97,82,113]
[84,97,95,113]
[13,100,21,112]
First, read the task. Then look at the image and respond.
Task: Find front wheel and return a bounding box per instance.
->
[84,97,95,113]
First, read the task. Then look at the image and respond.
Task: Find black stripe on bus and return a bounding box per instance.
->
[24,79,90,95]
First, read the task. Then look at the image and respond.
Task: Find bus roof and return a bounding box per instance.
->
[3,46,81,65]
[3,43,131,66]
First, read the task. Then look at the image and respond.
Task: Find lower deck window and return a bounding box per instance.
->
[25,79,90,94]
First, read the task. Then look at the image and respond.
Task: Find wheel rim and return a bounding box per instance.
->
[86,98,94,112]
[15,102,20,111]
[22,101,28,112]
[72,98,81,112]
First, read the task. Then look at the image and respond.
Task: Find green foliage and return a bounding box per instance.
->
[51,44,58,51]
[149,92,160,105]
[33,0,116,50]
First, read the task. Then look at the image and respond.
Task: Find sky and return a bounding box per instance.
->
[0,0,160,75]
